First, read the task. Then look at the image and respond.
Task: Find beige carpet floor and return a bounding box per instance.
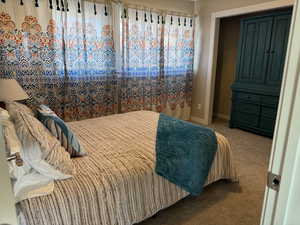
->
[138,119,272,225]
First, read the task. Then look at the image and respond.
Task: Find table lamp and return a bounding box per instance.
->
[0,79,29,109]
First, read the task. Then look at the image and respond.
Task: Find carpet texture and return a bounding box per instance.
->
[138,119,272,225]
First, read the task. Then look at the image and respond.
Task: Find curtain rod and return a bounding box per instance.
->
[5,0,194,17]
[91,0,195,17]
[122,3,195,18]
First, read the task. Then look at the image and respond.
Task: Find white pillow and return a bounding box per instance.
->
[0,108,54,202]
[0,108,22,154]
[13,172,54,203]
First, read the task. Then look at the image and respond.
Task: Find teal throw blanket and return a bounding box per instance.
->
[155,114,217,196]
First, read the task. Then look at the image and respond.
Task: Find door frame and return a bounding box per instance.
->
[260,0,300,223]
[204,0,295,125]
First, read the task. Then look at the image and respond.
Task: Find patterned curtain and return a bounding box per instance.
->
[0,0,117,121]
[120,8,194,120]
[0,1,194,121]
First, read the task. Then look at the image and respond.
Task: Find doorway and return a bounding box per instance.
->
[205,1,299,224]
[212,7,293,138]
[213,15,241,122]
[204,0,294,125]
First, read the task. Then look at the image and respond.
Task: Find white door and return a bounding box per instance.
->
[260,0,300,224]
[0,125,18,225]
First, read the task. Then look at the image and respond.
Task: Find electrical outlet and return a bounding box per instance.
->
[197,104,201,110]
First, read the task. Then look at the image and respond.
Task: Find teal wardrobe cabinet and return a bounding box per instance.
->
[230,9,292,137]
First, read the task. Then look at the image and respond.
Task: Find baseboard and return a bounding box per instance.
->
[214,113,230,121]
[190,116,206,125]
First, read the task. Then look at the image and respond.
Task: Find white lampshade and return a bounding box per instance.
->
[0,79,29,102]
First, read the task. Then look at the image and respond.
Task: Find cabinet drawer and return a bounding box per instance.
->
[261,106,278,119]
[260,117,276,132]
[236,102,260,115]
[235,112,259,127]
[261,95,279,106]
[236,92,260,103]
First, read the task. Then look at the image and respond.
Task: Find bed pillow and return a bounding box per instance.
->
[37,105,86,157]
[14,111,76,180]
[0,107,55,202]
[0,107,29,179]
[5,101,35,120]
[0,107,22,156]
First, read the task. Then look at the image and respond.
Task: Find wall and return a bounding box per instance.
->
[0,126,18,225]
[192,0,283,121]
[213,16,241,120]
[123,0,194,15]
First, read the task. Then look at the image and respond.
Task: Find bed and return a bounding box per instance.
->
[18,110,237,225]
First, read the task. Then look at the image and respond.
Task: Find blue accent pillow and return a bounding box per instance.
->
[37,105,86,157]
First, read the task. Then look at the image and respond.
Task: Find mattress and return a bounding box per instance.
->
[19,111,238,225]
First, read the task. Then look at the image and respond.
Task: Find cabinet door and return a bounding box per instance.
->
[266,14,291,86]
[237,17,273,84]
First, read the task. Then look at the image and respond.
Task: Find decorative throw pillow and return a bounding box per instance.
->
[14,111,76,180]
[37,105,86,157]
[5,101,35,120]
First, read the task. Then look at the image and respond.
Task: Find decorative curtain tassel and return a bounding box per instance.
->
[178,18,180,26]
[170,16,173,25]
[66,1,69,11]
[124,8,127,18]
[136,10,138,21]
[20,0,24,5]
[35,0,39,7]
[104,5,108,16]
[144,13,147,22]
[162,16,165,24]
[94,2,97,15]
[56,0,60,10]
[1,0,5,3]
[190,18,193,27]
[78,1,81,13]
[157,15,160,24]
[61,0,65,11]
[184,18,187,26]
[150,13,153,23]
[49,0,53,9]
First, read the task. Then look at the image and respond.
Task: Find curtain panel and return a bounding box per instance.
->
[0,0,118,121]
[120,8,194,120]
[0,0,194,121]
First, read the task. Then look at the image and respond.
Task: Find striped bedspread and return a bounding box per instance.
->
[18,111,238,225]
